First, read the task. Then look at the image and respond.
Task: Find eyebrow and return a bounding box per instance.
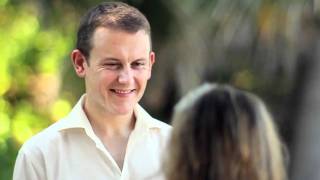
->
[101,57,147,62]
[101,57,121,62]
[133,58,147,61]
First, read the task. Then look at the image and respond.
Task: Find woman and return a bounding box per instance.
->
[164,83,287,180]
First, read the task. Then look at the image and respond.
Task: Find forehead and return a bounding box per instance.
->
[91,27,151,47]
[89,27,151,60]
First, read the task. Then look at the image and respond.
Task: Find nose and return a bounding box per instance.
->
[118,67,133,84]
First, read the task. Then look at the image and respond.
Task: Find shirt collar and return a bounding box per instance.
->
[57,94,163,132]
[133,104,164,132]
[57,94,91,131]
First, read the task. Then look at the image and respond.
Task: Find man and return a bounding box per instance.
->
[13,2,171,180]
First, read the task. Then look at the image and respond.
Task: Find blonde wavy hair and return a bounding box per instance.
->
[164,83,287,180]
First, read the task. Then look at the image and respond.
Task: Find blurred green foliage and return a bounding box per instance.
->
[0,1,77,179]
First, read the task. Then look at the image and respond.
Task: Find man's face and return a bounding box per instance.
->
[82,27,154,116]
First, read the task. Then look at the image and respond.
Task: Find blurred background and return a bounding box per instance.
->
[1,0,320,179]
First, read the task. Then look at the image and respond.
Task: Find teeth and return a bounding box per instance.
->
[114,89,132,94]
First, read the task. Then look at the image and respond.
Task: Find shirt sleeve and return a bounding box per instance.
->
[13,148,46,180]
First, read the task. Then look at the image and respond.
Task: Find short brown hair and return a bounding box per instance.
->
[76,2,151,61]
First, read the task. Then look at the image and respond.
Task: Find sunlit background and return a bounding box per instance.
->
[1,0,320,179]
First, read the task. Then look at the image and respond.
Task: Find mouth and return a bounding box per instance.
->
[110,89,136,94]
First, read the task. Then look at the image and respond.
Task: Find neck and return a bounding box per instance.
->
[83,97,136,136]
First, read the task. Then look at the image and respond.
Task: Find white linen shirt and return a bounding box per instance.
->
[13,95,171,180]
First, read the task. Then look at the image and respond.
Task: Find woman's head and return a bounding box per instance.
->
[164,83,286,180]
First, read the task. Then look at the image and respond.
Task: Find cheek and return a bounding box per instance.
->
[146,70,151,80]
[145,68,152,80]
[101,71,117,80]
[94,72,117,88]
[135,72,150,86]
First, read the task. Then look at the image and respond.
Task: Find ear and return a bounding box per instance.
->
[71,49,88,78]
[147,51,155,80]
[150,51,155,65]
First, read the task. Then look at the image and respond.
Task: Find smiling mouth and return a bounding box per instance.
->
[110,89,135,94]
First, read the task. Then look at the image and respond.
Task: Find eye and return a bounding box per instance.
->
[103,63,121,70]
[131,61,146,69]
